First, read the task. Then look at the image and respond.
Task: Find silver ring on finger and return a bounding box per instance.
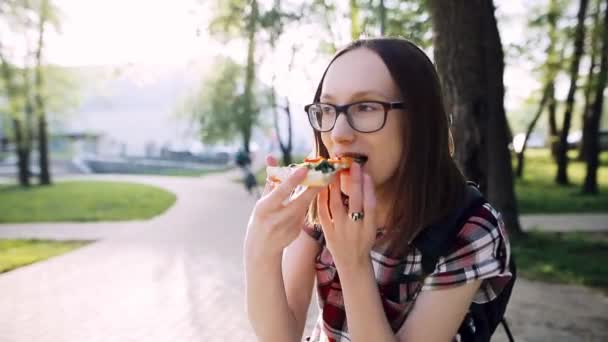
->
[350,211,364,222]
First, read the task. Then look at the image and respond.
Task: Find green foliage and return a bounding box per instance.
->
[0,239,90,274]
[357,0,431,47]
[178,57,261,145]
[515,149,608,213]
[208,0,250,40]
[512,231,608,291]
[0,181,176,223]
[40,65,81,116]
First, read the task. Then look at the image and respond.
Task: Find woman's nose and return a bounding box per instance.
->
[330,113,355,144]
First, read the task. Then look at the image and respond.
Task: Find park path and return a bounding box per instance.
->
[0,172,606,341]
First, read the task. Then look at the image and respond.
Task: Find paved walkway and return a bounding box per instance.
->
[520,213,608,232]
[0,172,607,341]
[0,172,259,341]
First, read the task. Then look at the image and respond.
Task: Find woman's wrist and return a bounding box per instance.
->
[334,255,373,280]
[244,238,284,266]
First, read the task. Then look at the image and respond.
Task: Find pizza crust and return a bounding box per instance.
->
[266,166,337,187]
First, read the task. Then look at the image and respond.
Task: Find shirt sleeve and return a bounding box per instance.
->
[422,203,512,304]
[302,221,325,245]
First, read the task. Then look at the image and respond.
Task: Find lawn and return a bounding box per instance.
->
[512,231,608,292]
[515,149,608,213]
[0,239,90,273]
[0,180,176,223]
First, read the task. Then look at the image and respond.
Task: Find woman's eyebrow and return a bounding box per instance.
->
[320,90,390,102]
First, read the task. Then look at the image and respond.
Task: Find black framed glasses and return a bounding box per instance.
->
[304,101,405,133]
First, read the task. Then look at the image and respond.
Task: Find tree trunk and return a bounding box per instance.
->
[518,0,562,178]
[241,0,258,155]
[350,0,361,39]
[556,0,589,185]
[547,83,559,158]
[37,115,50,183]
[579,0,602,161]
[516,84,551,178]
[428,0,523,236]
[583,0,608,194]
[35,0,51,185]
[270,86,293,166]
[546,0,562,159]
[0,48,31,186]
[280,100,293,166]
[270,46,295,167]
[12,119,30,187]
[379,0,386,36]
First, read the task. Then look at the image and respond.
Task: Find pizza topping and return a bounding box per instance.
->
[313,159,335,173]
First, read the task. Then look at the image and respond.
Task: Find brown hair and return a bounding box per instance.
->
[308,37,466,257]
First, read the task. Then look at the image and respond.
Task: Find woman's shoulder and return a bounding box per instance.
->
[450,202,509,253]
[419,201,512,297]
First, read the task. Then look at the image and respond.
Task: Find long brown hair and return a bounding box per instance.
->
[308,37,466,257]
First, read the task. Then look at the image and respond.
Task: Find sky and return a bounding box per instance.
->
[45,0,540,103]
[37,0,544,155]
[47,0,212,66]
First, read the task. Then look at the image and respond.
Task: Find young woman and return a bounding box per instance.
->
[244,38,512,342]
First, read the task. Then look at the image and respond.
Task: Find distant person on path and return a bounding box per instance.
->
[244,38,514,342]
[236,149,259,198]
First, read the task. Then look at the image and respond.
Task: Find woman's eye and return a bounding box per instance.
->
[357,104,375,111]
[321,105,334,113]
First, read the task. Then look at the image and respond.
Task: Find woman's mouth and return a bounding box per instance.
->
[338,152,368,165]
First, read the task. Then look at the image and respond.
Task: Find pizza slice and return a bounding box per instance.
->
[266,155,366,187]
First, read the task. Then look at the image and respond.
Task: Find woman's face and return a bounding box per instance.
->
[320,48,405,195]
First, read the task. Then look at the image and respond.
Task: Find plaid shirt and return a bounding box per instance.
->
[302,203,512,342]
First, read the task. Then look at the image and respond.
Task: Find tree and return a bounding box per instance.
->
[0,0,62,187]
[0,0,36,187]
[209,0,260,153]
[516,0,565,177]
[357,0,432,48]
[34,0,52,185]
[579,0,603,161]
[583,0,608,194]
[350,0,362,39]
[268,46,298,166]
[428,0,522,236]
[555,0,590,185]
[180,57,253,147]
[0,49,31,186]
[262,0,301,166]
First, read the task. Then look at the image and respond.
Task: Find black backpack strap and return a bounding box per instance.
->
[410,183,516,342]
[412,183,487,275]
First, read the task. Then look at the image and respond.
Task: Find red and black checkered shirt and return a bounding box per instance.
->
[302,202,512,342]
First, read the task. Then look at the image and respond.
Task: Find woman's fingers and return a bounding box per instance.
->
[265,167,308,207]
[347,163,363,220]
[317,186,332,229]
[362,173,377,232]
[262,155,280,196]
[328,176,345,222]
[266,155,279,167]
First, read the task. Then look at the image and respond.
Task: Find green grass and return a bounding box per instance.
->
[0,239,90,273]
[512,231,608,292]
[515,149,608,213]
[0,181,176,223]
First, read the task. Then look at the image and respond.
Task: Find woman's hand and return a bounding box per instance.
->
[317,162,378,271]
[244,156,321,261]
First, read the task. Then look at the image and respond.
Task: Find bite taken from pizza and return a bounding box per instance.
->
[266,154,368,187]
